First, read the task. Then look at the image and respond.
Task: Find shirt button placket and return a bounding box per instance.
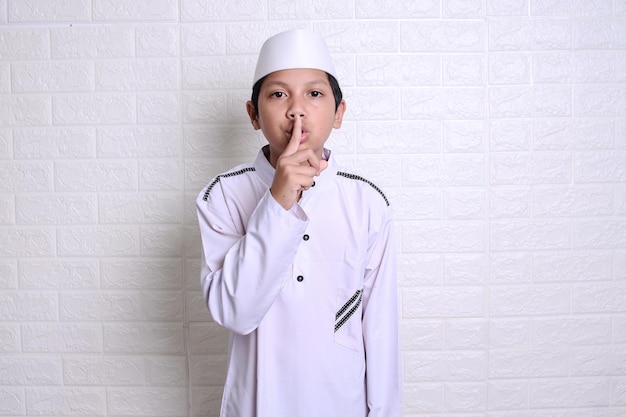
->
[297,234,309,282]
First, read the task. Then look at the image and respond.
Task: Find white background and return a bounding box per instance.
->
[1,0,625,416]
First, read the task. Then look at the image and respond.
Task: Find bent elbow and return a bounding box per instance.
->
[207,303,260,336]
[227,322,257,336]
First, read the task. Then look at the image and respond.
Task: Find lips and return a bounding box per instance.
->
[287,128,308,142]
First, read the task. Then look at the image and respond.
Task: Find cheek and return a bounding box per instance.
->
[329,111,340,126]
[256,111,274,129]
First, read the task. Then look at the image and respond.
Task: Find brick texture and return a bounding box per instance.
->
[1,1,625,416]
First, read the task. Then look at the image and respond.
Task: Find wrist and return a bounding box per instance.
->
[270,187,297,210]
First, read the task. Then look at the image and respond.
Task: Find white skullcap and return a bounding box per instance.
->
[252,29,337,84]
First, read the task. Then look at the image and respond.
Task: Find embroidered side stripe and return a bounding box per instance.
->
[202,167,256,201]
[335,289,363,332]
[336,171,389,206]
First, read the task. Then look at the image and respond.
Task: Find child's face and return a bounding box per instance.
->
[247,68,346,167]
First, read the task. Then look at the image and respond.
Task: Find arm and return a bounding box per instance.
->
[362,208,402,416]
[197,186,307,335]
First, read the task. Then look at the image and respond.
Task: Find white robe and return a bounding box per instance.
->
[196,147,401,417]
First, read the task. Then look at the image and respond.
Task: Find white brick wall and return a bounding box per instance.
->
[1,1,625,416]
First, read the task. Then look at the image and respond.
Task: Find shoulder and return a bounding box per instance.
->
[334,169,390,208]
[198,164,257,203]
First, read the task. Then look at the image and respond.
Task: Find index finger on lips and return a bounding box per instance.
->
[283,115,302,157]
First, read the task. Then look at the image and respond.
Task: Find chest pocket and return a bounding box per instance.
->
[334,287,364,352]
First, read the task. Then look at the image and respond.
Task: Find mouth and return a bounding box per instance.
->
[287,128,308,142]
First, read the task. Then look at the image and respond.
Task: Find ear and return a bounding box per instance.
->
[333,100,346,129]
[246,101,261,130]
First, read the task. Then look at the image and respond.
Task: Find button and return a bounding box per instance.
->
[311,181,316,187]
[303,234,309,241]
[296,275,304,282]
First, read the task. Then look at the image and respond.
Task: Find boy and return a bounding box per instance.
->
[196,29,401,417]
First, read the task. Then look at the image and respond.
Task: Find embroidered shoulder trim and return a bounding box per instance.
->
[202,167,256,201]
[336,171,390,206]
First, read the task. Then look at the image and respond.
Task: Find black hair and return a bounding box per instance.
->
[250,72,343,115]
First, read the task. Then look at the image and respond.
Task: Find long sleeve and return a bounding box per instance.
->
[197,183,308,335]
[362,207,402,416]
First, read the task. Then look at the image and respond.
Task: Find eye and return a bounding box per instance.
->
[270,91,285,98]
[310,90,323,98]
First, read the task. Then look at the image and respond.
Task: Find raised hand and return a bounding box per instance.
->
[270,115,328,210]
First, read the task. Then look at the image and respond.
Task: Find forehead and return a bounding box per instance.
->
[261,68,330,89]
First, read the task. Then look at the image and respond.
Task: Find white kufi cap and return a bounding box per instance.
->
[253,29,337,84]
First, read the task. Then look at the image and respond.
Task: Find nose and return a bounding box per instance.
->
[287,97,306,119]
